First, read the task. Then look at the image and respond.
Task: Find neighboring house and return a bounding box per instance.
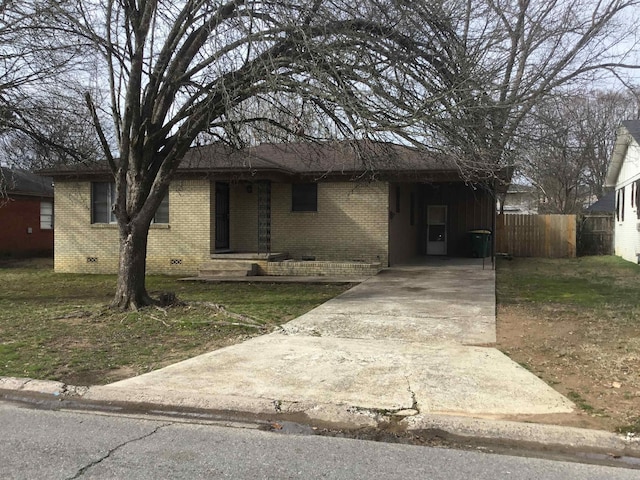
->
[0,167,54,257]
[45,141,508,275]
[605,120,640,264]
[584,190,615,214]
[497,184,539,214]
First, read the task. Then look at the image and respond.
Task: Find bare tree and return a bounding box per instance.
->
[1,92,103,169]
[420,0,640,178]
[521,99,590,214]
[50,0,463,309]
[578,90,640,201]
[38,0,639,309]
[0,1,94,168]
[519,90,639,213]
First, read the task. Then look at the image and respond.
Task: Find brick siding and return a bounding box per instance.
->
[229,181,389,265]
[0,196,53,256]
[54,180,210,274]
[54,179,389,274]
[263,260,381,276]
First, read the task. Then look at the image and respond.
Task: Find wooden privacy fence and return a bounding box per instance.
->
[496,214,577,258]
[577,214,614,256]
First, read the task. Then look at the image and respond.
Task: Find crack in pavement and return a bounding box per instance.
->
[346,380,419,418]
[65,423,171,479]
[405,376,419,413]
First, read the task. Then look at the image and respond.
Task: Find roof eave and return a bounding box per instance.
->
[605,125,631,188]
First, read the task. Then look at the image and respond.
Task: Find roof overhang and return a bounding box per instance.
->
[41,141,512,187]
[606,124,632,188]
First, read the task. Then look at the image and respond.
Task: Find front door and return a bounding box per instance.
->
[215,182,230,251]
[426,205,447,255]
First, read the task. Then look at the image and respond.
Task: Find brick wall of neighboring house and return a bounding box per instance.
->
[268,181,389,265]
[54,179,210,274]
[0,195,53,256]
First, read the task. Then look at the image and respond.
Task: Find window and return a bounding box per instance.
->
[154,196,169,223]
[92,182,169,224]
[636,180,640,219]
[292,183,317,212]
[92,182,116,223]
[40,200,53,230]
[395,186,401,213]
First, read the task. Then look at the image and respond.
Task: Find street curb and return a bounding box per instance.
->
[1,376,639,462]
[404,414,640,458]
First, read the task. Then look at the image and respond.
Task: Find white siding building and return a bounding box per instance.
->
[606,120,640,264]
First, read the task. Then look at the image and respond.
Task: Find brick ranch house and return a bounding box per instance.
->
[0,167,54,257]
[46,141,505,276]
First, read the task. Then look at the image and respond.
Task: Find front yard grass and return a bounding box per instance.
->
[496,256,640,433]
[0,258,350,386]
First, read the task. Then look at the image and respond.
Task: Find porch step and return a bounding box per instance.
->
[210,252,289,262]
[198,260,258,278]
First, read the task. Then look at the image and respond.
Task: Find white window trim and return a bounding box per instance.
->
[40,200,53,230]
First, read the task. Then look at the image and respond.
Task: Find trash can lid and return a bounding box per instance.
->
[469,229,491,234]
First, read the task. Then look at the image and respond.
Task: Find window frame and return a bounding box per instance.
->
[40,200,53,230]
[152,194,170,224]
[92,182,169,224]
[92,182,116,224]
[291,183,318,212]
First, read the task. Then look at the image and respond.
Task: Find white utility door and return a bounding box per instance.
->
[426,205,447,255]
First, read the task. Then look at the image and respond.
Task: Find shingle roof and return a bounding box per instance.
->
[42,140,460,176]
[0,167,53,197]
[622,120,640,144]
[181,140,459,174]
[585,191,615,213]
[41,140,513,188]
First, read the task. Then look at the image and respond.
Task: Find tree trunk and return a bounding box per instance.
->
[112,221,155,310]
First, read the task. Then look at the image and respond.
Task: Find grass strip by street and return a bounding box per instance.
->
[496,256,640,434]
[0,258,350,386]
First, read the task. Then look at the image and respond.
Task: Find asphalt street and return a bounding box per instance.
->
[1,401,638,480]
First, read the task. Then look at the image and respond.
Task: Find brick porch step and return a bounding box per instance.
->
[198,260,258,277]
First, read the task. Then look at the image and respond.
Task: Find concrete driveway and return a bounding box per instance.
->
[86,258,574,426]
[281,260,496,345]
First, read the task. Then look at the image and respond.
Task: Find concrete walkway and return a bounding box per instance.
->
[86,258,574,427]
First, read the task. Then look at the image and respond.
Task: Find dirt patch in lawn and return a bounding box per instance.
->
[496,257,640,434]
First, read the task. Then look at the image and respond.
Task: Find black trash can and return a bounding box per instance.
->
[469,229,491,258]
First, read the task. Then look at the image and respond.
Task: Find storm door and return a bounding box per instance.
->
[215,182,230,250]
[257,180,271,253]
[426,205,447,255]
